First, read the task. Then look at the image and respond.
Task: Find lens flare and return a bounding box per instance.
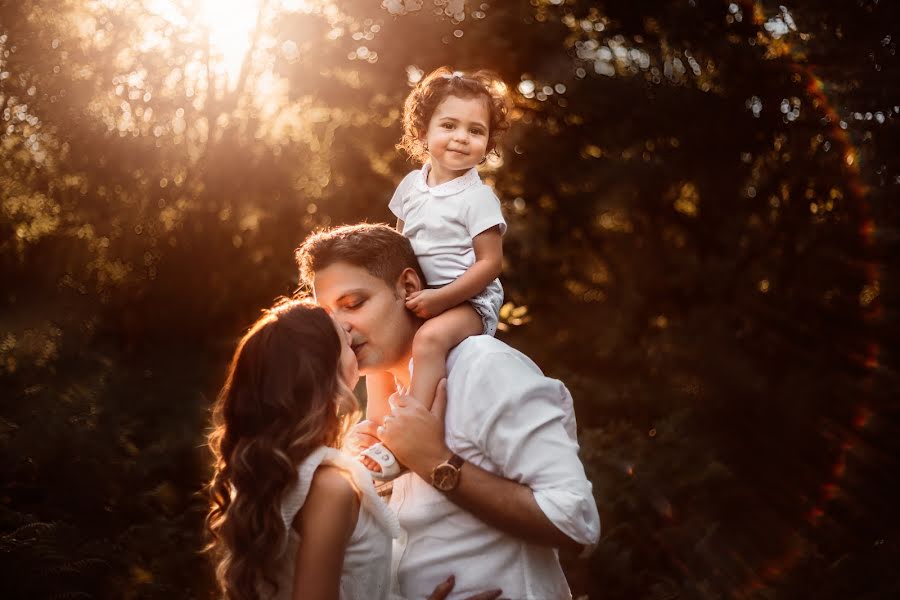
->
[197,0,264,86]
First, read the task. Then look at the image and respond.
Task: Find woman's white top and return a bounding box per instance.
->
[271,446,401,600]
[388,164,506,286]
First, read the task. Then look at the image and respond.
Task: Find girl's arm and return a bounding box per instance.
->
[406,227,502,318]
[292,466,360,600]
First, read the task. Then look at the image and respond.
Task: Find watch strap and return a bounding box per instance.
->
[448,453,464,469]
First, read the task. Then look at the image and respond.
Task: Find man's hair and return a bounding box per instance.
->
[295,223,426,290]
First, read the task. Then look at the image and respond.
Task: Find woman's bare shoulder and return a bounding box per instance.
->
[293,465,360,532]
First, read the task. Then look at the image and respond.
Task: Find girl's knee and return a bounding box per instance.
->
[412,321,453,356]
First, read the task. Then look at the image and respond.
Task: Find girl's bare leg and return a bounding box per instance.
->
[409,303,483,410]
[365,371,397,426]
[361,304,482,475]
[360,371,398,473]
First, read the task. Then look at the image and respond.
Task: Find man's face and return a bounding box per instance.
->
[331,316,359,390]
[312,261,417,374]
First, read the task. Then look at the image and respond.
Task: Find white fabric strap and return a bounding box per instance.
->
[280,446,401,539]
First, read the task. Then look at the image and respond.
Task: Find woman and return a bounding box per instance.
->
[204,298,499,600]
[205,298,398,599]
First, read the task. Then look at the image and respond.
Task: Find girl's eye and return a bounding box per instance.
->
[470,129,484,135]
[442,123,454,129]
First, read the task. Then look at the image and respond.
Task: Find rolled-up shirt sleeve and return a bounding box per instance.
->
[470,352,601,546]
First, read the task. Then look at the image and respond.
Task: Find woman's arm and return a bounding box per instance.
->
[292,466,360,600]
[405,227,502,317]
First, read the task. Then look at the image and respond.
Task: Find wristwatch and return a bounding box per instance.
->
[430,453,464,492]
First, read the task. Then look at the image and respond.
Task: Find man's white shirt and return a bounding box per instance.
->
[389,336,601,600]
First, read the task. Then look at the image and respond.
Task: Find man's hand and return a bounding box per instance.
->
[427,575,503,600]
[405,288,448,319]
[378,379,451,479]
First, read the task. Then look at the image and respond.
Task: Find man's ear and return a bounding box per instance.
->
[396,267,423,298]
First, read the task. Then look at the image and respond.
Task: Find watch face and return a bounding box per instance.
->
[431,464,460,491]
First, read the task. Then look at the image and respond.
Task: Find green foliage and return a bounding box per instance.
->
[1,0,898,598]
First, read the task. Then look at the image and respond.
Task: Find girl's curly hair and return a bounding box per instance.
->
[398,66,511,163]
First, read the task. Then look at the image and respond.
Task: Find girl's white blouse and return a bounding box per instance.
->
[271,446,401,600]
[388,164,506,286]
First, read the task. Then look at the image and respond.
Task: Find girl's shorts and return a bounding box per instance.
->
[467,278,504,336]
[427,278,504,336]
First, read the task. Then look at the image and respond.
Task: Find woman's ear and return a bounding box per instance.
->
[397,267,423,298]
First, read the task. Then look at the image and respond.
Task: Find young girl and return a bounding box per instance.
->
[361,67,510,480]
[204,299,402,600]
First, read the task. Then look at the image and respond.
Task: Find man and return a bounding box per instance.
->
[295,223,600,600]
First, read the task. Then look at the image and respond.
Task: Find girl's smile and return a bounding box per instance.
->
[422,94,491,186]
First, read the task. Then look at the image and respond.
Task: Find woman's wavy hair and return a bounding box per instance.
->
[398,66,511,164]
[204,298,359,600]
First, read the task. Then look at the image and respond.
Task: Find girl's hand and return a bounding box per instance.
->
[405,289,447,319]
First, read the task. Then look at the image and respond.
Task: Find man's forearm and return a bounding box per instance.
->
[379,387,589,554]
[413,458,581,552]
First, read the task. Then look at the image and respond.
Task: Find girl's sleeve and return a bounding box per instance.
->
[465,185,507,237]
[388,172,415,220]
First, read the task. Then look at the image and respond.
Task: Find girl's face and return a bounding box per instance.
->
[332,317,359,390]
[422,94,491,176]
